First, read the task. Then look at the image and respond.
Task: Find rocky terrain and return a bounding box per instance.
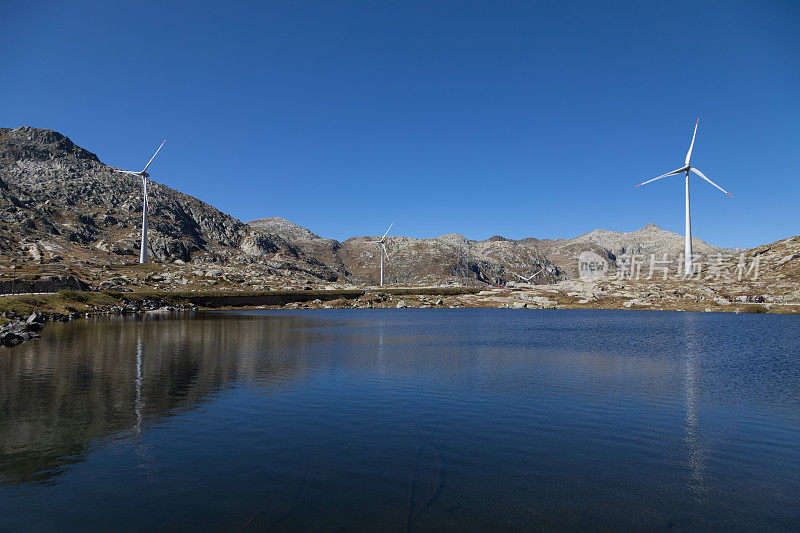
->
[0,125,798,317]
[0,127,246,263]
[523,223,730,277]
[0,127,564,288]
[0,311,45,346]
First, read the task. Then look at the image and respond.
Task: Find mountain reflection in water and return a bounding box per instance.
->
[0,312,328,485]
[0,309,799,530]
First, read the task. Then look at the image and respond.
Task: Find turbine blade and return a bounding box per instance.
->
[381,220,394,240]
[114,169,140,175]
[685,118,699,166]
[382,243,391,264]
[690,168,734,198]
[141,138,166,174]
[635,167,686,188]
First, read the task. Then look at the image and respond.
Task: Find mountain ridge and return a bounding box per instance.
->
[0,126,766,287]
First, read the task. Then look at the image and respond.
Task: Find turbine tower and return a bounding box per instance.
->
[365,221,394,286]
[113,139,166,264]
[635,119,732,274]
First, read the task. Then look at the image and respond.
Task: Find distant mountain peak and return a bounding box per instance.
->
[482,235,510,243]
[0,126,100,163]
[435,233,470,247]
[639,223,663,232]
[247,217,321,240]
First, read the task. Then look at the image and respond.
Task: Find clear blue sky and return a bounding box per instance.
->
[2,1,798,247]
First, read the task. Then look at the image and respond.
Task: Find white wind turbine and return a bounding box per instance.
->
[513,267,544,284]
[365,221,394,286]
[113,139,166,264]
[635,119,733,274]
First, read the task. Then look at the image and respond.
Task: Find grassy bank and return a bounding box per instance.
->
[0,287,482,318]
[0,290,189,319]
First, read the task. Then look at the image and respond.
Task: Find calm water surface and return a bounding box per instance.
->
[1,309,799,530]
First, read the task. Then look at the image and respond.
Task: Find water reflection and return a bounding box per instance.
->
[133,327,157,479]
[682,312,706,498]
[0,312,330,485]
[0,310,798,531]
[135,331,144,437]
[376,319,387,378]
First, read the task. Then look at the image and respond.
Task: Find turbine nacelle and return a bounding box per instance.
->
[112,139,166,179]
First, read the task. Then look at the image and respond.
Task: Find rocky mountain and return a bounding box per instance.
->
[740,234,800,282]
[0,127,342,282]
[337,233,559,286]
[3,126,764,289]
[524,223,728,277]
[245,217,348,280]
[0,127,563,286]
[243,219,561,286]
[0,127,246,263]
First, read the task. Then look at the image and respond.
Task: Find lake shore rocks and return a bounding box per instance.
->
[1,312,45,346]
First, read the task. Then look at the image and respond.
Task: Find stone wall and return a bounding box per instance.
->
[0,275,90,294]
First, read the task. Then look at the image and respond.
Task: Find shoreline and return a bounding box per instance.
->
[1,285,795,348]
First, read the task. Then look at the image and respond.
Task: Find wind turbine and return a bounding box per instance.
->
[113,139,166,264]
[512,267,544,284]
[365,221,394,286]
[635,119,732,274]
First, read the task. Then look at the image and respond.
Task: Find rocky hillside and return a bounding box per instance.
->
[245,217,348,280]
[0,127,246,263]
[740,234,800,282]
[0,127,341,282]
[338,233,560,286]
[244,219,561,286]
[0,127,562,286]
[526,223,729,277]
[4,125,774,290]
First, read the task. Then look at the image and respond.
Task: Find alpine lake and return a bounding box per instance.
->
[1,309,799,530]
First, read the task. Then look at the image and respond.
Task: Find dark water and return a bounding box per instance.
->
[1,310,799,530]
